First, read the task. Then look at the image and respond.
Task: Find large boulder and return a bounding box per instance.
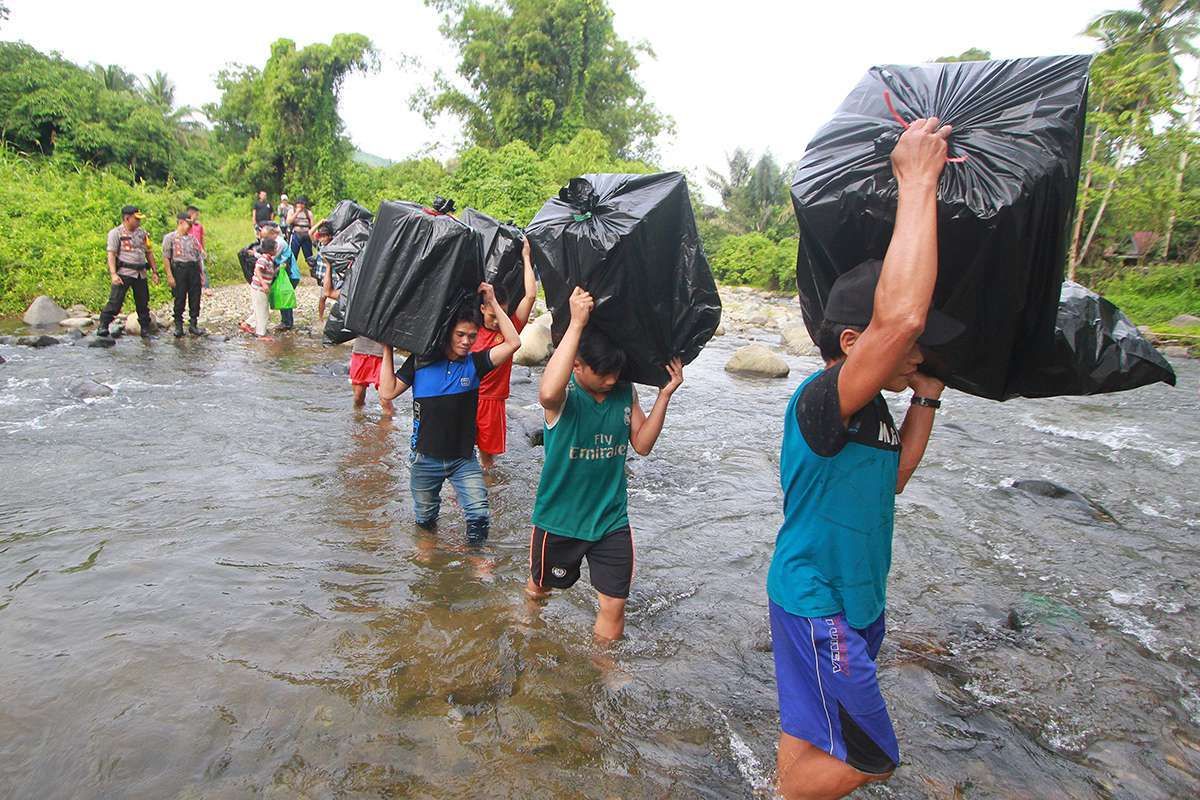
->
[66,378,114,399]
[68,304,91,318]
[780,324,818,356]
[725,344,790,378]
[1168,314,1200,328]
[514,316,554,366]
[22,296,68,327]
[124,316,144,336]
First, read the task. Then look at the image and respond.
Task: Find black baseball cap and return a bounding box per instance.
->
[176,212,192,222]
[121,205,144,219]
[824,259,963,347]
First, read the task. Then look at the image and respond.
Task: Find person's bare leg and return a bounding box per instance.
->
[776,732,890,800]
[352,383,367,409]
[479,451,495,470]
[379,394,394,417]
[594,592,626,643]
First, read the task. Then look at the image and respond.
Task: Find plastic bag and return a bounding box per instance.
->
[461,208,526,310]
[343,200,483,355]
[525,173,722,386]
[238,243,258,284]
[323,250,362,345]
[1014,282,1176,396]
[321,219,372,291]
[268,268,296,310]
[792,55,1108,400]
[327,200,374,236]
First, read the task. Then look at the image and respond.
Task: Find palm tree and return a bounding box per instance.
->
[89,63,141,93]
[1069,1,1200,276]
[142,70,175,109]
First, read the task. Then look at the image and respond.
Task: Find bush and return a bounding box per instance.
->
[710,233,797,291]
[1097,263,1200,325]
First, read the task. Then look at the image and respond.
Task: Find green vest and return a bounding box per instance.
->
[531,376,633,541]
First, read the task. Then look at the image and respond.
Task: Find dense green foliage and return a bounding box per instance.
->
[417,0,669,159]
[1098,263,1200,324]
[205,35,377,204]
[709,233,798,291]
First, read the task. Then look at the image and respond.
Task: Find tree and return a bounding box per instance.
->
[418,0,670,160]
[934,48,993,62]
[142,70,175,109]
[205,36,377,202]
[705,150,793,239]
[89,63,141,93]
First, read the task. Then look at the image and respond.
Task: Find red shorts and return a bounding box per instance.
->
[348,352,382,387]
[476,397,507,455]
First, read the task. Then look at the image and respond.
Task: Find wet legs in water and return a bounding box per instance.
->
[775,733,891,800]
[525,582,627,643]
[352,383,394,416]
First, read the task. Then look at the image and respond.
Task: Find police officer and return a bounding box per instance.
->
[162,212,206,336]
[98,205,159,337]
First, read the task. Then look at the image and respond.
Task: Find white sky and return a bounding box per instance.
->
[5,0,1117,183]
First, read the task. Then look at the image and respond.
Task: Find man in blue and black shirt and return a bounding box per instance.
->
[379,284,522,545]
[770,117,964,800]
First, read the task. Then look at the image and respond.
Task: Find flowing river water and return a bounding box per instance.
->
[0,328,1197,799]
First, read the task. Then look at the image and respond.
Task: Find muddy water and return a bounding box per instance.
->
[0,331,1197,799]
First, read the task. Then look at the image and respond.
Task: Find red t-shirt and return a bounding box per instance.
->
[472,313,527,400]
[189,222,205,249]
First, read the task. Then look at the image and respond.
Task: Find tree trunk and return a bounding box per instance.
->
[1158,73,1200,261]
[1079,136,1135,267]
[1068,99,1107,281]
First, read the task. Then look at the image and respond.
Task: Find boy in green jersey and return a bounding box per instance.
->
[526,287,685,642]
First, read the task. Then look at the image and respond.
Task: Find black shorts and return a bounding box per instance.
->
[529,526,633,599]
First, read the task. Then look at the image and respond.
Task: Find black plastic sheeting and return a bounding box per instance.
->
[327,200,374,236]
[238,242,258,284]
[343,200,483,356]
[1015,282,1176,396]
[461,208,526,310]
[323,262,359,345]
[321,219,371,292]
[525,173,721,387]
[789,55,1170,399]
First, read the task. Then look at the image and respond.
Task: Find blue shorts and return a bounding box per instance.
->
[770,601,900,774]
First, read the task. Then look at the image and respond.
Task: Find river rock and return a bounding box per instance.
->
[59,317,94,330]
[66,328,84,340]
[780,323,818,356]
[514,322,553,366]
[713,322,725,337]
[1163,345,1191,359]
[22,295,68,327]
[0,336,11,345]
[725,344,790,378]
[748,313,770,327]
[507,405,545,447]
[16,335,61,348]
[1011,479,1117,524]
[108,322,124,337]
[1168,313,1200,328]
[87,334,116,348]
[67,378,114,399]
[0,355,6,364]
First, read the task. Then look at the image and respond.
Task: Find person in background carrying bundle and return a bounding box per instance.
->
[248,238,278,339]
[162,212,205,337]
[525,288,684,643]
[473,236,538,469]
[377,284,522,546]
[276,193,292,239]
[768,117,959,800]
[252,190,272,233]
[98,205,159,338]
[313,221,335,320]
[287,196,316,277]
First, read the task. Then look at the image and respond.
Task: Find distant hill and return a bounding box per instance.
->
[352,149,393,168]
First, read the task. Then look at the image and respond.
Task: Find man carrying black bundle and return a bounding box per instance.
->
[162,212,205,337]
[769,117,961,800]
[98,205,159,338]
[377,284,522,545]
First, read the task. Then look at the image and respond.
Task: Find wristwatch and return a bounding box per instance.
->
[910,395,942,409]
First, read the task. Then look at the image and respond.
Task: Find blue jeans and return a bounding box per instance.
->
[409,452,489,541]
[290,233,315,277]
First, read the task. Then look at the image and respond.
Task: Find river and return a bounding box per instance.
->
[0,329,1197,799]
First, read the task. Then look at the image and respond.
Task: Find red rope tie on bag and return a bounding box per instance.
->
[883,90,968,163]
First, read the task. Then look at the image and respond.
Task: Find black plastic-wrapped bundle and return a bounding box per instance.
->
[321,219,371,291]
[461,208,526,311]
[1014,282,1176,396]
[343,201,483,356]
[326,200,374,236]
[790,55,1143,400]
[525,172,722,387]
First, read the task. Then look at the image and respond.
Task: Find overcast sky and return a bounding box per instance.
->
[6,0,1120,182]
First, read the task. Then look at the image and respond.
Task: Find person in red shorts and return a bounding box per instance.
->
[472,237,537,469]
[349,336,394,416]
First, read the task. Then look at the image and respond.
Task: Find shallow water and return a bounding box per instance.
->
[0,330,1197,799]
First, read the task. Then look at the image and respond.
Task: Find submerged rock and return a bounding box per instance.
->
[725,344,790,378]
[67,378,114,399]
[59,317,94,330]
[22,295,68,327]
[87,335,116,348]
[16,335,61,348]
[1011,479,1118,525]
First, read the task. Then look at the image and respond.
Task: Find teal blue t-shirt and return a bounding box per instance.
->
[766,363,901,628]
